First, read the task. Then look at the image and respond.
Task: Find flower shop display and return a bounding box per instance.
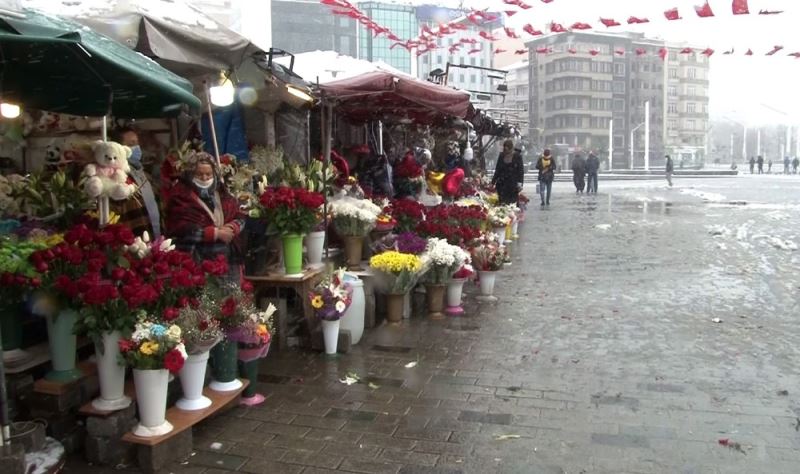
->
[422,238,471,320]
[259,186,325,275]
[389,200,425,234]
[119,320,187,437]
[369,251,427,324]
[328,195,382,270]
[173,299,224,411]
[230,302,276,405]
[309,268,353,355]
[470,234,508,302]
[416,204,486,246]
[446,264,475,315]
[488,206,514,246]
[393,151,424,198]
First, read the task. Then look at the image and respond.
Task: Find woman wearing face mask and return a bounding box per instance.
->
[111,127,162,238]
[165,151,245,284]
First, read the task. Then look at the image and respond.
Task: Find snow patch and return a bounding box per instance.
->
[707,225,731,238]
[680,188,727,202]
[755,236,798,251]
[595,224,612,231]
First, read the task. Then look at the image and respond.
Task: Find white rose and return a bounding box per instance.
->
[335,300,346,313]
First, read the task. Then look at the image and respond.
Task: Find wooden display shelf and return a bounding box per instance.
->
[5,337,92,375]
[78,382,137,417]
[32,361,97,396]
[121,379,250,446]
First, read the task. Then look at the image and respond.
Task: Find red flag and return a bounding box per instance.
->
[701,48,715,56]
[745,49,753,55]
[789,52,800,58]
[628,16,650,24]
[551,22,567,33]
[523,24,544,36]
[515,49,528,55]
[536,46,551,54]
[589,49,600,56]
[635,48,648,56]
[571,22,592,30]
[615,49,625,56]
[494,48,507,54]
[448,44,461,54]
[450,23,467,31]
[468,48,482,55]
[659,47,668,61]
[680,47,693,54]
[505,11,517,17]
[766,45,784,56]
[541,0,554,3]
[422,24,435,36]
[695,2,714,18]
[568,47,577,54]
[505,27,520,39]
[723,48,734,55]
[664,8,682,21]
[732,0,749,15]
[600,18,621,28]
[520,2,532,9]
[479,31,499,41]
[759,10,783,15]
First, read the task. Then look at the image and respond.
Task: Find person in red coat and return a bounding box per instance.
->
[165,151,245,285]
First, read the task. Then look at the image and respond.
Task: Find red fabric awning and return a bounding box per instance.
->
[319,71,471,124]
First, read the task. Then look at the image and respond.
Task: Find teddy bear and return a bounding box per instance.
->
[36,111,59,133]
[83,140,136,201]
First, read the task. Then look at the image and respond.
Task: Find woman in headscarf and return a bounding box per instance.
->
[491,139,525,205]
[165,151,245,284]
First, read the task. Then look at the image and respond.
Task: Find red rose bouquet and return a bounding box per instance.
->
[258,186,325,235]
[389,200,425,233]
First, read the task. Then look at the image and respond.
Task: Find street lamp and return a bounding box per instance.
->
[630,122,645,170]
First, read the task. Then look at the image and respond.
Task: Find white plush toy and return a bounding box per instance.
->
[84,140,136,201]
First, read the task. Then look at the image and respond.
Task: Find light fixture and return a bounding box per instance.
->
[1,102,21,119]
[286,84,314,103]
[209,74,235,107]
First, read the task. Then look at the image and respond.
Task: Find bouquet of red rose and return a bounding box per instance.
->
[258,186,324,236]
[389,200,425,233]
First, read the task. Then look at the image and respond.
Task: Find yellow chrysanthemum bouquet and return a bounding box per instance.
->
[369,251,428,294]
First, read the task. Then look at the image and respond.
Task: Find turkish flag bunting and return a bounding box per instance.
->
[680,47,693,54]
[600,18,621,27]
[789,52,800,58]
[635,48,648,56]
[766,45,784,56]
[745,49,753,55]
[723,48,734,55]
[494,48,507,54]
[520,2,532,9]
[479,31,499,41]
[505,27,520,38]
[701,48,715,56]
[422,24,434,36]
[732,0,749,15]
[589,49,600,56]
[515,49,528,55]
[468,48,482,55]
[759,10,783,15]
[505,11,517,17]
[536,46,551,54]
[695,2,714,18]
[664,8,682,21]
[659,47,668,60]
[628,16,650,24]
[523,24,544,36]
[571,22,592,30]
[615,49,625,56]
[448,45,461,54]
[541,0,553,3]
[551,22,567,33]
[568,48,577,54]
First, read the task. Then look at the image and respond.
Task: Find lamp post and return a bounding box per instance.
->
[630,122,645,170]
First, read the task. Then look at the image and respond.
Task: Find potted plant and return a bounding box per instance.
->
[119,320,187,437]
[172,298,223,411]
[446,264,475,315]
[422,238,470,319]
[328,195,382,270]
[469,233,508,302]
[369,251,427,324]
[309,268,353,356]
[258,186,325,276]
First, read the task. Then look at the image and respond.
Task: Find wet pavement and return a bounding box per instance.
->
[75,176,800,474]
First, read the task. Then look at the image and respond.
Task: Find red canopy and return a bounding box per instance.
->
[319,71,471,124]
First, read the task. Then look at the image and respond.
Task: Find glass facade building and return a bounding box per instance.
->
[272,0,358,58]
[358,3,417,74]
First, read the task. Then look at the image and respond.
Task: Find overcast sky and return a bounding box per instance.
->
[406,0,800,125]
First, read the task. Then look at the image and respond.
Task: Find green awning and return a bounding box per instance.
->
[0,9,200,118]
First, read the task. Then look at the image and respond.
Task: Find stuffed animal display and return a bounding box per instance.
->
[84,140,136,201]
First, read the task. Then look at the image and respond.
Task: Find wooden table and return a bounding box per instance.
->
[245,267,326,350]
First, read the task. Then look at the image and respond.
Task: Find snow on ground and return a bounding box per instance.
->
[680,188,727,202]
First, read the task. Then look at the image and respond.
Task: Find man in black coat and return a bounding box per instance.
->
[585,152,600,194]
[665,155,674,187]
[571,154,586,193]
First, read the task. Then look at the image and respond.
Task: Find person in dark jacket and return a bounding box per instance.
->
[784,156,791,174]
[491,139,525,205]
[793,157,800,174]
[535,149,556,206]
[749,156,756,174]
[571,154,586,193]
[757,155,764,174]
[585,152,600,194]
[665,155,674,187]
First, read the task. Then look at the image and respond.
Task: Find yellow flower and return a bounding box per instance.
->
[139,341,159,355]
[369,251,421,274]
[257,324,268,337]
[311,295,324,309]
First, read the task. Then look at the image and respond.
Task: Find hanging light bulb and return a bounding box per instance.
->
[1,102,21,119]
[209,75,235,107]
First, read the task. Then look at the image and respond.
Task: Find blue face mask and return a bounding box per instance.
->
[129,145,142,166]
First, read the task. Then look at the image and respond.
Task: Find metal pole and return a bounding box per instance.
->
[730,134,734,164]
[203,83,222,169]
[786,126,792,161]
[630,129,634,170]
[742,125,747,162]
[378,121,384,155]
[757,129,761,157]
[644,101,650,171]
[608,119,613,171]
[0,326,10,446]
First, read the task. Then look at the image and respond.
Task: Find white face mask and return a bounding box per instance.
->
[193,177,214,189]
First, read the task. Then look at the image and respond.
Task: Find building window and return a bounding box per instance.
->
[668,103,678,114]
[687,103,696,113]
[470,57,476,66]
[459,73,465,83]
[669,68,677,79]
[668,119,677,130]
[688,68,697,79]
[668,86,677,97]
[613,99,624,111]
[470,74,476,84]
[687,119,695,130]
[436,55,442,65]
[613,81,625,93]
[613,63,625,76]
[688,86,696,96]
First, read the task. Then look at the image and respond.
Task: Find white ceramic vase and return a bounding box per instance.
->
[92,331,132,411]
[445,278,466,315]
[176,351,212,411]
[305,231,326,267]
[321,319,340,355]
[477,271,499,302]
[493,227,506,246]
[132,369,173,437]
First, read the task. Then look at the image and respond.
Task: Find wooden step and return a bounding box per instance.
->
[121,379,250,446]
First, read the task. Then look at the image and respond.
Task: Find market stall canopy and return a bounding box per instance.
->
[0,8,200,117]
[274,50,406,85]
[21,0,263,80]
[319,70,471,125]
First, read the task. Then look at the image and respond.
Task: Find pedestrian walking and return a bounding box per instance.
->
[768,159,773,173]
[749,156,755,174]
[571,153,586,193]
[586,152,600,194]
[784,156,791,174]
[535,149,556,206]
[491,139,525,205]
[793,157,799,174]
[665,154,674,187]
[757,155,764,174]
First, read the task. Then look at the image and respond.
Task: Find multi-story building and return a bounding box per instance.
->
[191,0,272,51]
[415,5,502,104]
[527,32,710,169]
[357,2,418,74]
[490,60,530,142]
[271,0,358,58]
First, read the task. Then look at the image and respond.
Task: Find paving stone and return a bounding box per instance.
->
[339,458,403,474]
[457,410,512,425]
[394,428,453,442]
[226,443,287,459]
[291,414,348,430]
[358,434,417,451]
[341,420,399,435]
[326,408,379,422]
[239,459,304,474]
[281,450,344,469]
[268,435,326,453]
[320,442,381,459]
[187,451,248,471]
[590,433,651,449]
[378,449,439,467]
[304,428,363,445]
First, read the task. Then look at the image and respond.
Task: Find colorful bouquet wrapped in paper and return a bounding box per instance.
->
[469,233,508,272]
[309,268,353,321]
[119,320,187,373]
[369,251,428,294]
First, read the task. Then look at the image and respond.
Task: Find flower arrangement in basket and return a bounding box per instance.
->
[469,233,508,272]
[309,267,353,321]
[328,195,382,237]
[488,205,514,228]
[369,251,428,294]
[119,320,187,374]
[258,186,325,236]
[422,238,471,285]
